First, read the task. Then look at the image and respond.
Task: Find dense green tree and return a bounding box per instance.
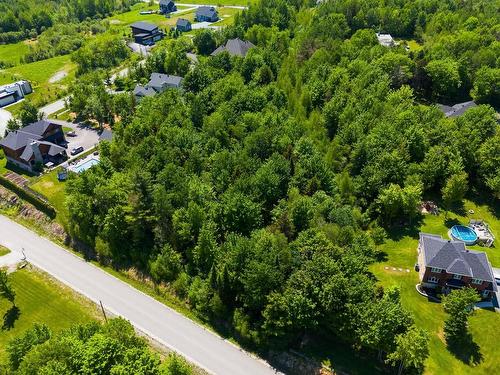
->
[0,268,15,305]
[386,325,430,375]
[425,59,462,101]
[18,101,42,127]
[193,29,216,55]
[443,288,480,346]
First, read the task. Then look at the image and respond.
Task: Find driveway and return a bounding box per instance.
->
[0,108,13,136]
[0,215,280,375]
[48,119,100,159]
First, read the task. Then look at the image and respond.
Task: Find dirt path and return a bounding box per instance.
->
[49,69,68,83]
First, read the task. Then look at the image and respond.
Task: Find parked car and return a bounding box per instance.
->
[71,146,84,156]
[66,131,77,137]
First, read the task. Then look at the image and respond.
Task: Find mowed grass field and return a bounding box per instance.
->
[0,55,76,112]
[0,268,100,364]
[371,198,500,375]
[108,2,242,30]
[30,169,69,227]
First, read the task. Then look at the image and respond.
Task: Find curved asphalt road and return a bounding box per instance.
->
[0,215,279,375]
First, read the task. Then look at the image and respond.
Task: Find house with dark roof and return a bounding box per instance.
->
[211,38,255,57]
[176,18,191,32]
[159,0,177,14]
[0,120,67,172]
[417,233,496,299]
[130,22,164,46]
[437,101,477,118]
[133,72,183,101]
[195,6,218,22]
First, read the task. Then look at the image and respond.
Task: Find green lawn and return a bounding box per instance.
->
[0,55,76,111]
[371,198,500,375]
[0,268,100,364]
[0,41,30,66]
[0,245,10,257]
[29,169,69,227]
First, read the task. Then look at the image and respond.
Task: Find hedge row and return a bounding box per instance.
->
[0,175,56,218]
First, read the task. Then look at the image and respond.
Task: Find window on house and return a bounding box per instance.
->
[472,278,482,285]
[482,290,490,297]
[431,267,442,273]
[428,276,438,283]
[453,274,462,280]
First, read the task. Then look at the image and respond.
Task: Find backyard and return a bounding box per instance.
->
[0,268,100,365]
[371,198,500,374]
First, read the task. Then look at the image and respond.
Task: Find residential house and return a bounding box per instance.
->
[376,32,396,47]
[417,233,496,299]
[159,0,177,14]
[130,22,164,45]
[133,85,156,101]
[0,81,32,108]
[437,101,477,118]
[133,72,183,101]
[195,6,219,22]
[211,38,255,57]
[176,18,192,32]
[0,120,67,172]
[148,73,182,91]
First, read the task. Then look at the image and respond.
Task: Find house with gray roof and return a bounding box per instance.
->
[148,73,182,91]
[133,72,183,101]
[437,101,477,118]
[211,38,255,58]
[0,120,67,172]
[176,18,191,32]
[195,6,218,22]
[417,233,496,299]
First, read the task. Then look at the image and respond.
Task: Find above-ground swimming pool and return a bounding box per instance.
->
[70,157,100,174]
[450,225,478,245]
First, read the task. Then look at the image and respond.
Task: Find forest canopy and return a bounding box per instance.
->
[63,0,499,373]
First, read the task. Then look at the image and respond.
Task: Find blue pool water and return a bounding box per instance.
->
[72,158,100,173]
[451,225,478,245]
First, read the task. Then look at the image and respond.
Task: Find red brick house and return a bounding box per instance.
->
[417,233,497,299]
[0,120,67,172]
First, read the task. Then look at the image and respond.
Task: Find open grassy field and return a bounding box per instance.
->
[0,55,76,112]
[29,169,69,227]
[108,2,240,30]
[176,0,251,5]
[0,41,30,67]
[0,268,100,364]
[371,198,500,375]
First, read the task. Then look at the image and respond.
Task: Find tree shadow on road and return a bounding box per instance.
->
[2,305,20,330]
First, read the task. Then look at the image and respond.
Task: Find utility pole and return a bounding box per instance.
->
[99,300,108,323]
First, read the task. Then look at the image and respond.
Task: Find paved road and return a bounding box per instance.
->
[0,215,280,375]
[40,98,67,116]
